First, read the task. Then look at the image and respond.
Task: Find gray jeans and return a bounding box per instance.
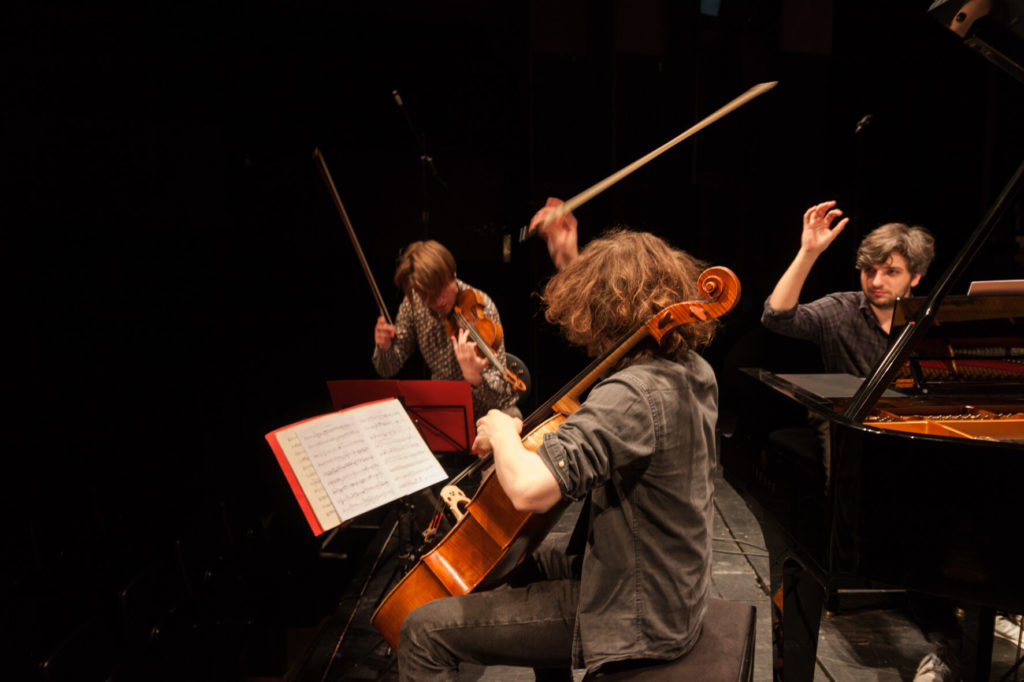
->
[397,548,579,681]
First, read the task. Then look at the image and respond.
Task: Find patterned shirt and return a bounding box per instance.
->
[761,291,890,376]
[372,278,519,419]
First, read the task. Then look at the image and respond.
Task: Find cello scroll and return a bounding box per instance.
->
[645,266,741,342]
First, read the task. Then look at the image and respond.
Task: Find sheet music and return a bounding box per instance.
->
[275,429,341,530]
[776,373,904,398]
[295,398,446,522]
[967,279,1024,295]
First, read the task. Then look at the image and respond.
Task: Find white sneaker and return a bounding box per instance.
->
[913,651,957,682]
[995,613,1023,648]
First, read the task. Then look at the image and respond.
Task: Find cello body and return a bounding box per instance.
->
[371,415,566,650]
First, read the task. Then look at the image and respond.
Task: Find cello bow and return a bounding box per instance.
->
[520,80,778,241]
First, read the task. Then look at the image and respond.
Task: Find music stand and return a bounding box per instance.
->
[324,378,474,557]
[318,380,476,668]
[326,379,475,453]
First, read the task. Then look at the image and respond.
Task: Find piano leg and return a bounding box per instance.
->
[960,605,995,682]
[773,554,826,682]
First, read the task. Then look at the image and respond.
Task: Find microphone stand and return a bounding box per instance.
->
[853,113,873,228]
[392,89,447,239]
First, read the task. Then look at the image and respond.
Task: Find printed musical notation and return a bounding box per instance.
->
[294,399,446,523]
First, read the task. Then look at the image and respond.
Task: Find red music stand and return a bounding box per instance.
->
[326,379,475,453]
[318,380,476,659]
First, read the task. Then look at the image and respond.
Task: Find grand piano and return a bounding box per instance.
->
[720,6,1024,680]
[724,226,1023,682]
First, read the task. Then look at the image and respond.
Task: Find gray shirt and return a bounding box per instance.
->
[535,354,717,674]
[761,291,889,376]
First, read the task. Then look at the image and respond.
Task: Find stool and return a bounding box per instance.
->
[595,599,756,681]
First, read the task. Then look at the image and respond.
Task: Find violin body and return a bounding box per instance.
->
[370,414,567,650]
[446,288,503,354]
[446,287,526,393]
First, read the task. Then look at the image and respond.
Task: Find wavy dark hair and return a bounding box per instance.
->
[541,228,720,361]
[855,223,935,277]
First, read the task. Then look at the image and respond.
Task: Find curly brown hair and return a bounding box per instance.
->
[541,228,720,361]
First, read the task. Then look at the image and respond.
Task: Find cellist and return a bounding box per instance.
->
[397,200,721,680]
[372,239,521,419]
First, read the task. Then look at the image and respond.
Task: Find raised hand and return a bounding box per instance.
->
[528,197,579,270]
[800,200,849,256]
[767,200,851,311]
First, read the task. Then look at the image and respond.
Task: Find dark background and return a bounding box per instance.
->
[6,0,1023,679]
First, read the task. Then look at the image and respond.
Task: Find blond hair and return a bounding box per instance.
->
[394,240,457,299]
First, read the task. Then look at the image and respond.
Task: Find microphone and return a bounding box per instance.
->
[855,114,873,134]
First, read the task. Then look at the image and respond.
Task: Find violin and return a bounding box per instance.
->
[445,287,526,393]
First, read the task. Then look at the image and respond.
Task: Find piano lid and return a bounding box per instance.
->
[927,0,1024,83]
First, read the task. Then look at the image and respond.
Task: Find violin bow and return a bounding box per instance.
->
[520,80,778,241]
[313,147,393,324]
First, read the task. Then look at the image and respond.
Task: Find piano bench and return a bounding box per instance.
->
[594,599,756,682]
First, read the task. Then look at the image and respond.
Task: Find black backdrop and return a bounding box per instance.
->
[6,1,1023,679]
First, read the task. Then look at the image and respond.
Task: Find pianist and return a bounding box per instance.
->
[760,201,968,681]
[761,199,935,375]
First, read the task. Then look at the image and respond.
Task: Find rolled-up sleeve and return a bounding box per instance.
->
[535,374,656,500]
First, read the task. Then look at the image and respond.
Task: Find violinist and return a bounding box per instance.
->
[372,239,520,419]
[397,204,721,680]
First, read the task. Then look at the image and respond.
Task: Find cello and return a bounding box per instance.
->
[370,266,741,650]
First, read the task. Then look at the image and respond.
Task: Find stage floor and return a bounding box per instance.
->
[273,471,1022,682]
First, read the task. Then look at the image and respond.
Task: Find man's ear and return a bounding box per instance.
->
[910,273,922,288]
